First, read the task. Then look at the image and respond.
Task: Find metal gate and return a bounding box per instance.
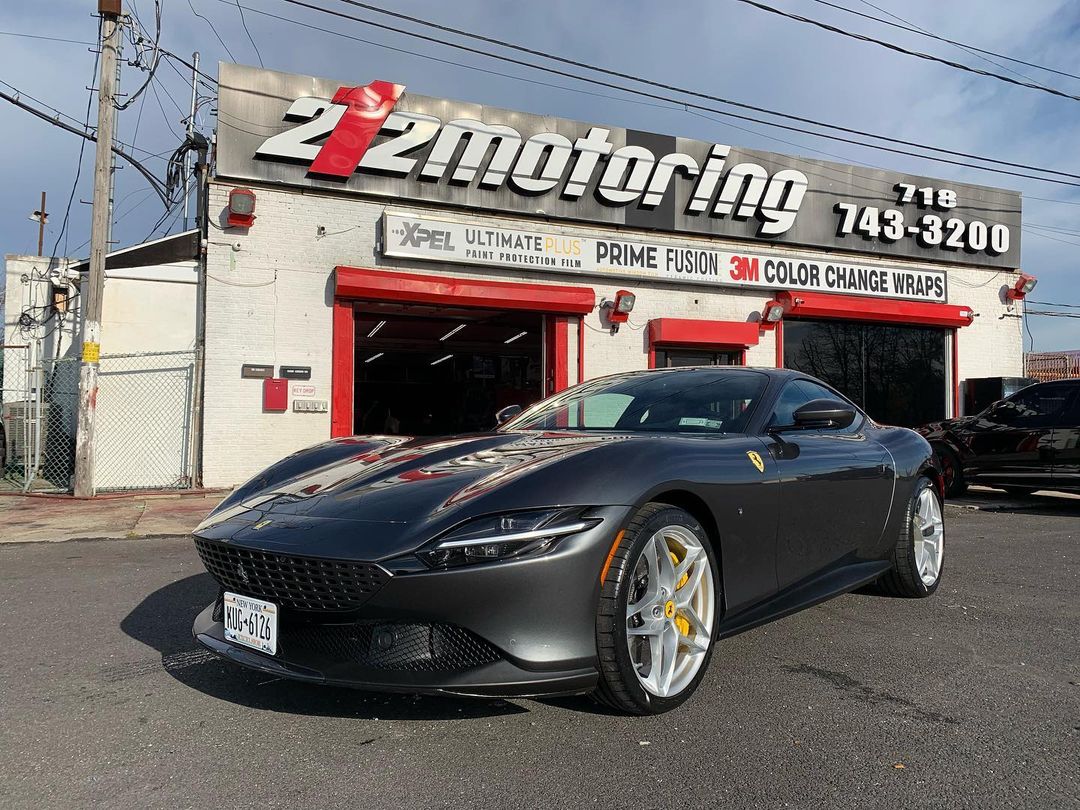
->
[1,341,77,492]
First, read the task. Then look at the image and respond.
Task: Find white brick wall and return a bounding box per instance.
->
[203,182,1023,487]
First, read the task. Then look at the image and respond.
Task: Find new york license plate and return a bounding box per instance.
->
[223,592,278,655]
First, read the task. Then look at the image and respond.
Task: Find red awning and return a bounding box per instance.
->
[335,266,595,315]
[777,291,974,328]
[648,318,761,348]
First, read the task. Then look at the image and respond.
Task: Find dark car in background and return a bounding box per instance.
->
[917,379,1080,497]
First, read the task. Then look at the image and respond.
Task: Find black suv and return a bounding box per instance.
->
[917,379,1080,496]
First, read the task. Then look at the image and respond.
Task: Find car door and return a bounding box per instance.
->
[1050,384,1080,491]
[963,382,1071,490]
[763,379,894,590]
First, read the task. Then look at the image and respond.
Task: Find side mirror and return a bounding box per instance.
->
[791,398,857,430]
[495,404,523,427]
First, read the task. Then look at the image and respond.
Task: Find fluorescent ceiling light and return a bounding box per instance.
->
[440,324,466,341]
[367,320,386,338]
[431,354,453,366]
[504,331,528,344]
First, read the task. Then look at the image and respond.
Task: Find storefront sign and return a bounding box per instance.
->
[381,213,947,303]
[217,65,1021,270]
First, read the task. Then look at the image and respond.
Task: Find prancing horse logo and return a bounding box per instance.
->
[746,450,765,473]
[236,564,250,585]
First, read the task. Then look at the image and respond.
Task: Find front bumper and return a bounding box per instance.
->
[191,507,631,697]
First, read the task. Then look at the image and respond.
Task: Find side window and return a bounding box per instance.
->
[997,384,1072,425]
[768,379,857,429]
[768,382,815,428]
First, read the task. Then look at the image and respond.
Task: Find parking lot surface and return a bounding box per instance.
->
[1,499,1077,809]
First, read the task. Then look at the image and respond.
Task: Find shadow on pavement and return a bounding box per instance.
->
[120,573,529,720]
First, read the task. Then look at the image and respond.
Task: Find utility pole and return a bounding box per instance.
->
[189,132,209,487]
[73,0,122,498]
[32,191,47,256]
[183,52,199,230]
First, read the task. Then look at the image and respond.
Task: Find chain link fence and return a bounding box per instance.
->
[1,345,195,493]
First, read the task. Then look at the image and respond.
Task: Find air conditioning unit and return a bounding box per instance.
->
[1,401,51,467]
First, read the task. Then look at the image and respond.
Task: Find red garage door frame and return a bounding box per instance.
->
[331,267,596,437]
[647,318,760,368]
[774,290,974,417]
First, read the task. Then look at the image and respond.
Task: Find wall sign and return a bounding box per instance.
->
[279,365,311,380]
[216,64,1021,269]
[241,363,274,379]
[381,213,948,303]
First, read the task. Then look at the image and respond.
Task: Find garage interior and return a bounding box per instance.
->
[353,303,543,436]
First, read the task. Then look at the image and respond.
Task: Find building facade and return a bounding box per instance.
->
[202,64,1025,488]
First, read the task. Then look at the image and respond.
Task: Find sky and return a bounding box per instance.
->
[1,0,1078,350]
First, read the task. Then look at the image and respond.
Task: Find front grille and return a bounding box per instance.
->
[194,537,390,612]
[281,621,502,671]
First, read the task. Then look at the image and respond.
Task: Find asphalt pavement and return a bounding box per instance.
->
[1,498,1077,809]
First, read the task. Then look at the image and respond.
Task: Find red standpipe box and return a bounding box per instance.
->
[263,378,288,412]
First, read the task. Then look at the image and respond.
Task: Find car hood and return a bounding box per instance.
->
[194,431,641,558]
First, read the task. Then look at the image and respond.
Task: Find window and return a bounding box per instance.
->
[784,319,946,427]
[654,348,743,368]
[768,379,853,429]
[504,370,768,434]
[994,383,1074,425]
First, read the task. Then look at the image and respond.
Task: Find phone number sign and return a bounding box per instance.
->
[381,213,947,303]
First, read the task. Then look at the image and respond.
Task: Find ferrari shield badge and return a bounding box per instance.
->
[746,450,765,473]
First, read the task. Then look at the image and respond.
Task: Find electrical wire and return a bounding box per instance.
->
[115,0,163,111]
[276,0,1080,188]
[809,0,1077,86]
[50,19,100,260]
[232,0,265,67]
[733,0,1080,103]
[0,30,97,46]
[1027,300,1080,309]
[187,0,238,62]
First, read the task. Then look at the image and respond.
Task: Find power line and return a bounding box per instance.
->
[50,20,100,259]
[0,89,170,204]
[806,0,1080,84]
[186,0,238,62]
[232,0,265,67]
[280,0,1080,188]
[0,30,96,46]
[733,0,1080,103]
[1027,300,1080,309]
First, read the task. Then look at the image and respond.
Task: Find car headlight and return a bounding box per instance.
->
[417,508,600,569]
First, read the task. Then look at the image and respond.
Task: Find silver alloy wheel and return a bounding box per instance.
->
[625,525,715,698]
[913,487,944,587]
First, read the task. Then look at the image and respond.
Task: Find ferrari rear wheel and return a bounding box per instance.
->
[594,503,719,714]
[879,477,944,598]
[935,445,967,497]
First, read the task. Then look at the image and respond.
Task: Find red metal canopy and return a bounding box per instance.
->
[335,266,596,314]
[776,291,974,328]
[647,318,761,348]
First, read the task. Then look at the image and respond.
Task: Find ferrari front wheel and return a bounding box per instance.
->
[880,477,944,598]
[594,503,719,715]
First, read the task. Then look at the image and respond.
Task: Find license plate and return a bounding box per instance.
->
[223,592,278,655]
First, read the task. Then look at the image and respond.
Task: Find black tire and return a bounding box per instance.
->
[593,503,720,715]
[879,477,944,598]
[1002,486,1038,497]
[935,444,967,497]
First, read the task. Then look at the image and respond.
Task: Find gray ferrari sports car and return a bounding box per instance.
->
[192,367,943,714]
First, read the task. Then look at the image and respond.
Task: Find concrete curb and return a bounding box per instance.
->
[0,532,194,547]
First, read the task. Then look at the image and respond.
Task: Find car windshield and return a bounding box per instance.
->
[502,370,768,434]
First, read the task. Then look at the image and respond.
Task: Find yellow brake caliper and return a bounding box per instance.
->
[670,551,691,637]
